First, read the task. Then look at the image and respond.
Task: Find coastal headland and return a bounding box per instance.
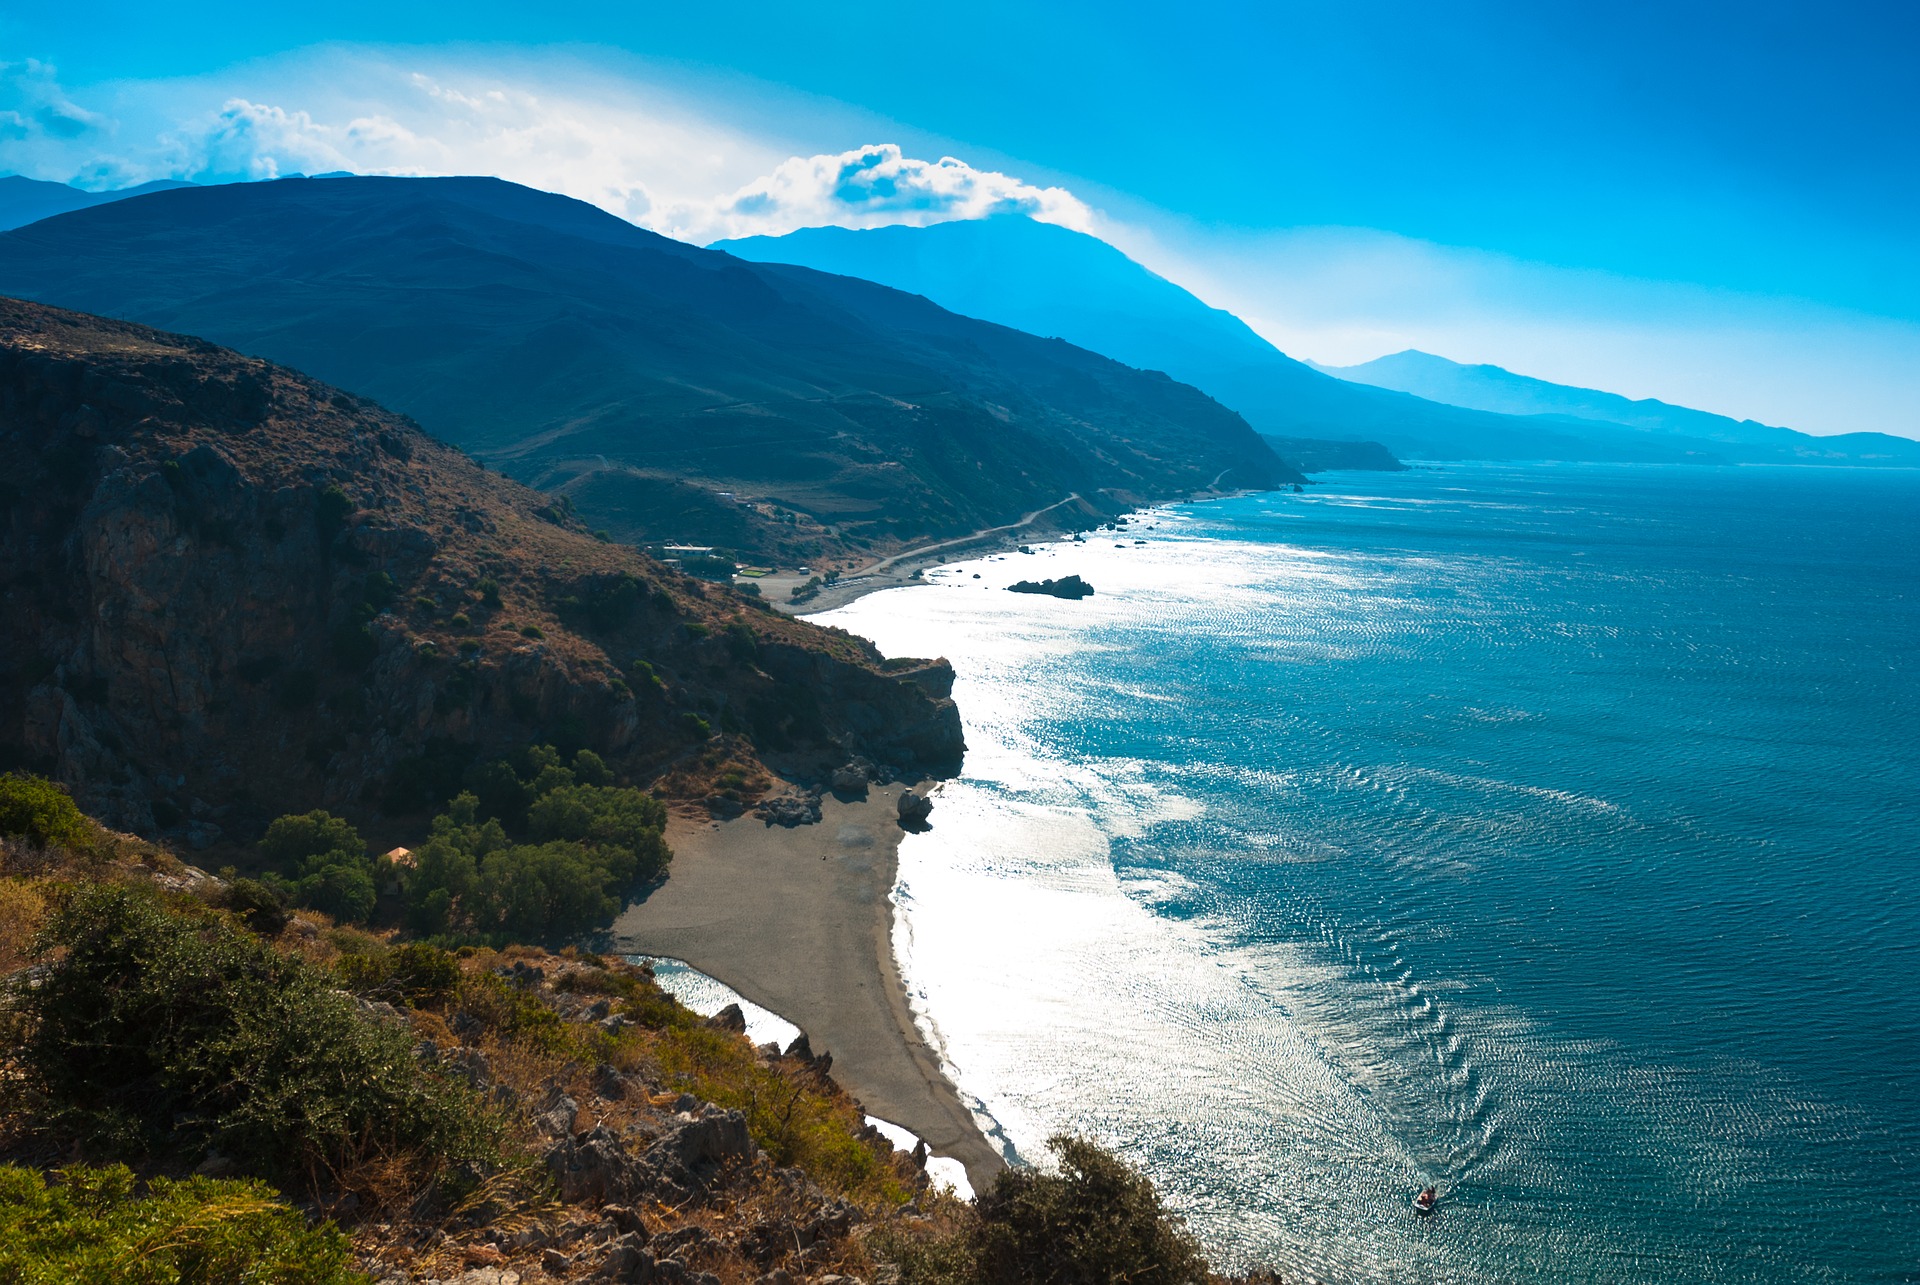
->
[608,784,1005,1193]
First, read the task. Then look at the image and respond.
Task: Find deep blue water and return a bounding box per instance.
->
[820,464,1920,1283]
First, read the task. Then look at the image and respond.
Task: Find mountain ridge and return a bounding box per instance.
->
[0,177,1297,565]
[1316,349,1920,463]
[0,174,197,231]
[718,216,1741,465]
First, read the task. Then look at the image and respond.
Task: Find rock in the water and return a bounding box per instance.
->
[1007,574,1095,599]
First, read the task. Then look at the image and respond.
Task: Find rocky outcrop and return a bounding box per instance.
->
[897,789,934,829]
[0,298,964,843]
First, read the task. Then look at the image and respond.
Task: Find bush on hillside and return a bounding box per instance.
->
[6,882,496,1189]
[0,773,95,853]
[972,1135,1209,1285]
[0,879,50,975]
[334,941,462,1006]
[0,1163,357,1285]
[214,877,290,936]
[880,1135,1210,1285]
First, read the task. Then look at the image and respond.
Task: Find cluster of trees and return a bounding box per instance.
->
[257,746,669,943]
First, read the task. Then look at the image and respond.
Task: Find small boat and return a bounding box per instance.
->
[1413,1186,1438,1215]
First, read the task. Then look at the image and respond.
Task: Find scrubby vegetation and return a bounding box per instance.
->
[0,772,1286,1283]
[0,1163,358,1285]
[247,746,670,944]
[5,882,496,1189]
[878,1135,1212,1285]
[0,772,98,853]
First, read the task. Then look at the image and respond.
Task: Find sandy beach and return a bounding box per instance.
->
[607,783,1004,1193]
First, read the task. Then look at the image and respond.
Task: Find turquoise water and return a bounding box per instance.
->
[816,464,1919,1283]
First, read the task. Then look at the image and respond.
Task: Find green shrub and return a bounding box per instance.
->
[9,884,496,1188]
[0,773,95,852]
[313,485,351,542]
[971,1136,1208,1285]
[476,577,502,610]
[362,571,397,610]
[215,878,290,936]
[724,621,758,662]
[294,862,376,925]
[0,1163,360,1285]
[681,713,711,740]
[335,942,461,1006]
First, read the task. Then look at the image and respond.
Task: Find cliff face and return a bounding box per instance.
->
[0,298,961,845]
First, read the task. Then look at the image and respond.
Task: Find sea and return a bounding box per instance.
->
[810,462,1920,1284]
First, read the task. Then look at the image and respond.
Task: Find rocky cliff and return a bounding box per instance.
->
[0,297,962,848]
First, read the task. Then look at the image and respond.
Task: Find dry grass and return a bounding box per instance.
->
[0,879,49,977]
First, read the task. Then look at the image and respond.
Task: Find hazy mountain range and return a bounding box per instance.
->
[722,217,1917,467]
[1315,350,1920,464]
[0,176,1293,560]
[0,174,197,230]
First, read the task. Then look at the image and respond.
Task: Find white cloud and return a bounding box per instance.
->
[668,143,1094,242]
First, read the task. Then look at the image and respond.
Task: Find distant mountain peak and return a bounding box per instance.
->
[1320,349,1920,460]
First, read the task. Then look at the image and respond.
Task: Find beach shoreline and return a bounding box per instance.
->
[758,486,1243,617]
[606,784,1004,1192]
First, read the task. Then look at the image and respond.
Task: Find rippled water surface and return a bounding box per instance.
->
[816,465,1920,1282]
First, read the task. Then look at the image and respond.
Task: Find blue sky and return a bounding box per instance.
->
[3,1,1916,436]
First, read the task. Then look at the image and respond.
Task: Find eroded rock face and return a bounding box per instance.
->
[641,1107,754,1201]
[0,299,964,841]
[544,1125,650,1206]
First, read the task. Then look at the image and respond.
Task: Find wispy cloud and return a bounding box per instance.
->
[0,52,1089,242]
[0,59,110,149]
